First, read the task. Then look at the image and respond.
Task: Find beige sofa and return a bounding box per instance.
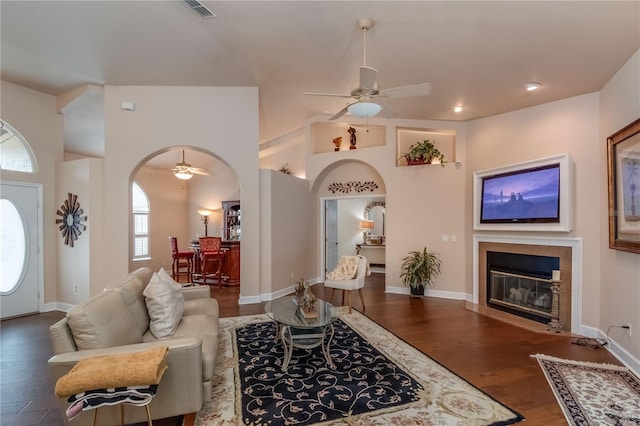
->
[48,267,219,425]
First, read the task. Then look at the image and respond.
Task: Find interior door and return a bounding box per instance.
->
[1,182,40,318]
[325,199,338,275]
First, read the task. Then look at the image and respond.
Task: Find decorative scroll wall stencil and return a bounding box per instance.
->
[328,181,378,194]
[56,193,88,247]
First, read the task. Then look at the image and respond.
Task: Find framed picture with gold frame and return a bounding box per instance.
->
[607,117,640,254]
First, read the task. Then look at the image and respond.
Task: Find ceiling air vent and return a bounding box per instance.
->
[180,0,216,18]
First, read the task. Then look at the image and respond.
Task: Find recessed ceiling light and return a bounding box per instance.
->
[453,105,463,113]
[524,82,542,91]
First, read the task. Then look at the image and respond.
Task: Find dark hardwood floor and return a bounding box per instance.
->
[1,273,621,425]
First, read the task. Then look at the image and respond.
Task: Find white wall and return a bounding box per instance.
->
[599,49,640,363]
[465,83,640,368]
[337,198,368,258]
[186,160,240,241]
[56,158,105,306]
[466,94,602,323]
[103,86,261,297]
[259,127,306,178]
[307,117,468,297]
[131,166,189,273]
[256,169,316,303]
[1,81,64,307]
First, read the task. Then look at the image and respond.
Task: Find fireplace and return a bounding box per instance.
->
[486,251,559,324]
[474,236,579,333]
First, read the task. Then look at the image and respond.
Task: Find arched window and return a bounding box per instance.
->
[0,120,37,173]
[132,182,150,259]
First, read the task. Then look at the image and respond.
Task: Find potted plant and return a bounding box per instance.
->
[401,140,446,166]
[399,247,442,297]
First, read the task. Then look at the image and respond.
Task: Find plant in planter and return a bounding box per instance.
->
[401,140,446,166]
[399,247,442,297]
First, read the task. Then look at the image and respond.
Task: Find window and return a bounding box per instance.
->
[0,120,36,173]
[132,182,150,259]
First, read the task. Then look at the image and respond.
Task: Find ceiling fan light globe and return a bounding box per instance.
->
[174,170,193,180]
[348,102,382,118]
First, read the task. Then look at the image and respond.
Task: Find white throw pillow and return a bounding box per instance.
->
[157,267,182,288]
[143,272,184,338]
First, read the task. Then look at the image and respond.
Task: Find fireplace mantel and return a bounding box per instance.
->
[473,235,582,334]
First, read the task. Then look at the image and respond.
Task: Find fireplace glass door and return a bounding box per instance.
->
[489,270,553,322]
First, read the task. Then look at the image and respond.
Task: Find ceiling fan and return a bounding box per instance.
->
[304,18,432,120]
[172,150,210,180]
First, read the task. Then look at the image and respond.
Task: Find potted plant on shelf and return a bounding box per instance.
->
[401,139,446,166]
[399,247,442,297]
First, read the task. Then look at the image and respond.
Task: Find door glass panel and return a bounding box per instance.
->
[1,199,27,294]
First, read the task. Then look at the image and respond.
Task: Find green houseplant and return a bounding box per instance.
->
[399,247,442,297]
[401,140,446,166]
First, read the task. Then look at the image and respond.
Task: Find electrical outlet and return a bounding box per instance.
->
[73,285,78,295]
[626,323,632,337]
[291,272,295,279]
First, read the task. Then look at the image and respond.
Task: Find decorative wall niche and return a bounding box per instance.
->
[396,127,456,167]
[310,122,385,154]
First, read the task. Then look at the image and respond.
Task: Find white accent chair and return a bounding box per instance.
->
[324,256,368,314]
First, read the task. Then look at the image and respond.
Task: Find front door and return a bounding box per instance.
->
[1,182,40,318]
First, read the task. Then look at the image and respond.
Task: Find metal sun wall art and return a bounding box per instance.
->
[328,181,378,194]
[56,193,88,247]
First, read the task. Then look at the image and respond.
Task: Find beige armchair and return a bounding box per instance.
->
[324,255,368,314]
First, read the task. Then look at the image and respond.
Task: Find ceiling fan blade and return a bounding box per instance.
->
[329,105,350,120]
[359,66,378,91]
[303,92,353,98]
[191,168,210,176]
[378,82,431,99]
[376,101,397,119]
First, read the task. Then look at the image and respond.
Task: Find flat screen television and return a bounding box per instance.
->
[480,163,560,223]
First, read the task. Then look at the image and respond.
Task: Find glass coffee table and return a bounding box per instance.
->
[265,297,338,371]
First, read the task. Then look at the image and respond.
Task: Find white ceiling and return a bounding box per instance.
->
[2,1,639,158]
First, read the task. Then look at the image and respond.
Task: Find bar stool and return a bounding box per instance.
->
[199,236,225,288]
[169,237,194,283]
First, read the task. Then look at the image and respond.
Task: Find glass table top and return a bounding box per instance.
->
[265,297,337,329]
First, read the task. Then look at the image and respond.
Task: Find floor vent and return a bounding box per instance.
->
[180,0,216,18]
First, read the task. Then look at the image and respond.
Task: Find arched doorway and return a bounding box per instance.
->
[311,160,386,278]
[129,147,241,286]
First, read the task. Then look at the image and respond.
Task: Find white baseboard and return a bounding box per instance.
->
[384,285,466,300]
[581,324,640,375]
[43,302,73,313]
[239,278,322,305]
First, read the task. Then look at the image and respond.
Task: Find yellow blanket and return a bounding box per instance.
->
[326,255,368,280]
[55,346,168,397]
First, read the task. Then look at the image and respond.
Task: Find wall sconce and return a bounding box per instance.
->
[359,219,374,243]
[197,209,213,236]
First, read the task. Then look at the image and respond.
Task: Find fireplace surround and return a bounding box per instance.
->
[473,235,582,333]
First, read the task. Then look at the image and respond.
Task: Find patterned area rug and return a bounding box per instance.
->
[196,309,524,425]
[531,354,640,425]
